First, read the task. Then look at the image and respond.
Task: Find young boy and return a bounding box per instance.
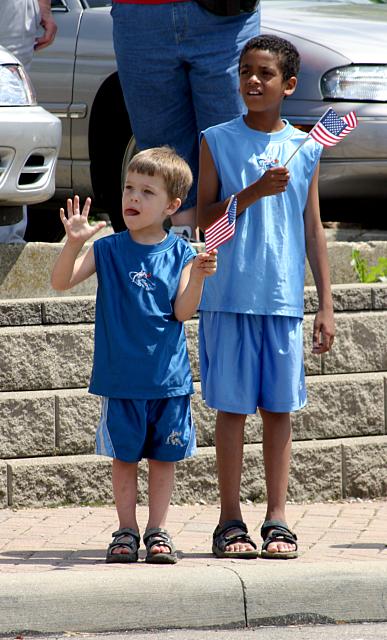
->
[51,146,217,564]
[197,35,335,559]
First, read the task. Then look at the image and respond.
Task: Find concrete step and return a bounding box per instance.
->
[0,286,385,509]
[1,284,385,327]
[0,373,385,460]
[0,310,386,393]
[0,240,387,298]
[2,434,387,508]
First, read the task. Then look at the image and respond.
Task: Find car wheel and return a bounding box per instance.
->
[89,74,132,233]
[24,202,65,243]
[121,136,139,190]
[0,206,24,226]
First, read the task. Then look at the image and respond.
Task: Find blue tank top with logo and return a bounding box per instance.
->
[200,116,322,318]
[89,231,196,399]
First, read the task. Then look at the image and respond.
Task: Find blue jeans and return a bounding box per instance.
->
[111,1,260,210]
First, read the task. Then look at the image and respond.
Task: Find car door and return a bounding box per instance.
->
[29,0,84,193]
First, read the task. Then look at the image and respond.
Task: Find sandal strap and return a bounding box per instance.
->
[112,527,140,542]
[260,520,298,552]
[109,527,140,553]
[260,519,297,541]
[213,519,247,539]
[213,519,257,552]
[143,527,175,553]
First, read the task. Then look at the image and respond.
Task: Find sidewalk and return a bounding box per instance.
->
[0,499,386,634]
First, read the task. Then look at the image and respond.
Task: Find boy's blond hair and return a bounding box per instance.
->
[126,146,193,203]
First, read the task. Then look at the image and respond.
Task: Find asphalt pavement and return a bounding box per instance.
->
[0,499,386,634]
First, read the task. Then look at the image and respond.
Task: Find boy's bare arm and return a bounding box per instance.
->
[51,196,105,291]
[304,165,335,354]
[174,252,217,322]
[197,137,290,230]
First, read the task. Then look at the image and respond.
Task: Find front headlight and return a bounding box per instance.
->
[321,65,387,102]
[0,64,36,106]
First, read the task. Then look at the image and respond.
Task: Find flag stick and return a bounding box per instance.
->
[284,108,331,166]
[283,135,309,167]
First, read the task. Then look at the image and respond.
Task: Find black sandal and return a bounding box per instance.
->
[212,519,258,559]
[106,527,140,563]
[143,527,178,564]
[260,519,298,559]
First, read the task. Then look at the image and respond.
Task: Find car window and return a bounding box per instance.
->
[85,0,112,6]
[51,0,69,9]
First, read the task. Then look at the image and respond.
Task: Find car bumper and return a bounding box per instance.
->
[318,159,387,199]
[0,106,61,206]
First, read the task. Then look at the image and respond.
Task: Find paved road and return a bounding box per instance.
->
[0,500,386,634]
[7,623,387,640]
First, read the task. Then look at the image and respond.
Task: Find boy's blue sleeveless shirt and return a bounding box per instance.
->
[200,116,322,318]
[89,231,196,399]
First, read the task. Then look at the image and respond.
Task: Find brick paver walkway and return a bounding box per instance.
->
[0,500,386,573]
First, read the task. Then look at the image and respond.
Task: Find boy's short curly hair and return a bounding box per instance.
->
[239,34,300,81]
[126,146,193,203]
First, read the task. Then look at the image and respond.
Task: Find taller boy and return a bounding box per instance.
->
[198,35,335,559]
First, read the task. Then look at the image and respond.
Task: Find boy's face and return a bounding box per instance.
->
[239,48,296,113]
[122,170,180,237]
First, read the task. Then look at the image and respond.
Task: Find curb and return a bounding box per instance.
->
[1,562,387,634]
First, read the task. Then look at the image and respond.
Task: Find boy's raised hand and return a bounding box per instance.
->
[191,250,217,280]
[256,166,290,197]
[60,196,106,245]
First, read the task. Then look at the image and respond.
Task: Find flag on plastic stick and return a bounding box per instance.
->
[309,107,358,147]
[204,194,237,253]
[284,107,358,166]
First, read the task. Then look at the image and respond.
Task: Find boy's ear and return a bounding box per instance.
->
[284,76,297,98]
[165,197,182,217]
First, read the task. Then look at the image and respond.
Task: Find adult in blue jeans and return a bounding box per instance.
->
[111,0,260,240]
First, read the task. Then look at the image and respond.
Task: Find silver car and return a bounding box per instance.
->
[28,0,387,239]
[0,46,61,227]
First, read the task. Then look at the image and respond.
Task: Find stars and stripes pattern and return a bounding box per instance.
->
[204,194,237,253]
[309,107,358,147]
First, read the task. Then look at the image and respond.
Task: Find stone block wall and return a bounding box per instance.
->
[0,283,386,508]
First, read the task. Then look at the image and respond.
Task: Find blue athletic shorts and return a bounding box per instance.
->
[95,395,196,463]
[199,312,306,414]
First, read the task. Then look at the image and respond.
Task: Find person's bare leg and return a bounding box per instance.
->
[146,459,175,555]
[170,206,200,241]
[215,410,255,553]
[111,458,139,554]
[260,409,296,554]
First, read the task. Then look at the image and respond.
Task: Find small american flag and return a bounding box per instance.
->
[204,194,237,253]
[309,107,358,147]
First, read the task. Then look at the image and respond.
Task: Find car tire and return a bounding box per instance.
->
[24,203,65,242]
[121,136,139,190]
[0,206,24,226]
[89,74,132,233]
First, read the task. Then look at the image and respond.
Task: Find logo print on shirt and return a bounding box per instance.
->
[257,156,279,171]
[129,270,156,291]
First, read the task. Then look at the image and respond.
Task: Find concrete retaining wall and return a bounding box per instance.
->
[0,282,386,508]
[1,240,387,298]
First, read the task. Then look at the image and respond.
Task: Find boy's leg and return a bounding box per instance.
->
[260,409,296,554]
[147,459,175,555]
[215,410,255,553]
[111,458,139,555]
